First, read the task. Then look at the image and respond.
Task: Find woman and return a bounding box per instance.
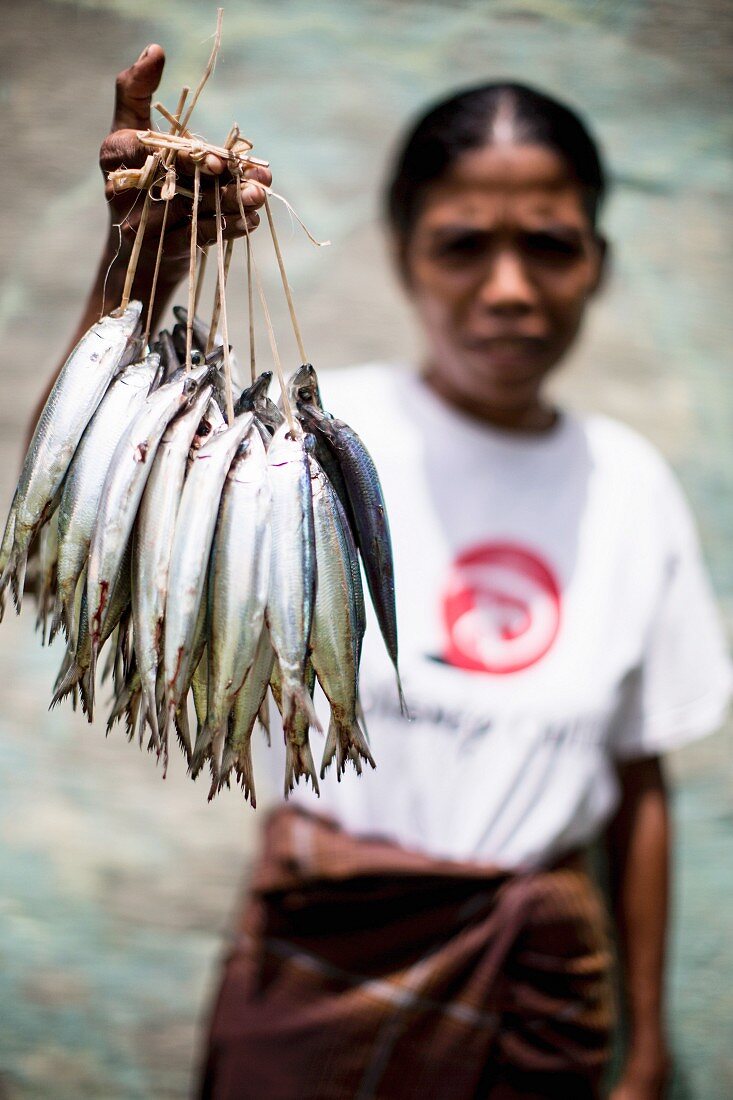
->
[67,47,730,1099]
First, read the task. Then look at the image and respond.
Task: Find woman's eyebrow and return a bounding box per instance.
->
[523,224,585,241]
[427,225,492,240]
[426,222,587,240]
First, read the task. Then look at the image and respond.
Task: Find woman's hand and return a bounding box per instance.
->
[33,43,273,434]
[100,43,272,305]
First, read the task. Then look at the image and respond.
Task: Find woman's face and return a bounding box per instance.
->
[402,143,605,429]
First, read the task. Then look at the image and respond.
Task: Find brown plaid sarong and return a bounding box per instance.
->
[199,808,613,1099]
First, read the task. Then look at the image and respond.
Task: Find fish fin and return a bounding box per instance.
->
[320,714,375,780]
[284,739,320,797]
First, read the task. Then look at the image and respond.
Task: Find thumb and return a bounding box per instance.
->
[112,43,166,133]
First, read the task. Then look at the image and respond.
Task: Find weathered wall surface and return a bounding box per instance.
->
[0,2,730,1096]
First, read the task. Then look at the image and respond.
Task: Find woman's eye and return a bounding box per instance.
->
[523,233,582,261]
[436,233,486,259]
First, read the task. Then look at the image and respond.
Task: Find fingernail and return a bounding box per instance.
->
[137,45,150,63]
[206,154,224,174]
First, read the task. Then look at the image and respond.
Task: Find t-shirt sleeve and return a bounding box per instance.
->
[611,461,732,760]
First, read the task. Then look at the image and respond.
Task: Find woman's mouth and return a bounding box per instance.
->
[462,335,548,373]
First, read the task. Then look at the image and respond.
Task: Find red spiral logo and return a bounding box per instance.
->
[442,542,561,674]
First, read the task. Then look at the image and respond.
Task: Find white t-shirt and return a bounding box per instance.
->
[266,364,731,870]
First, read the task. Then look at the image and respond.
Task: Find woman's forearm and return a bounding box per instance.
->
[29,234,184,442]
[62,233,183,373]
[607,755,671,1094]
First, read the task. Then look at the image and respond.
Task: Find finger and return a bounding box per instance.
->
[198,178,268,217]
[175,149,228,177]
[101,129,150,175]
[239,164,273,189]
[162,212,261,260]
[113,43,165,133]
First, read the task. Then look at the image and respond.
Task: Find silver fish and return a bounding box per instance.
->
[3,302,142,603]
[310,459,373,779]
[35,512,59,645]
[198,429,272,782]
[132,384,213,743]
[86,361,207,689]
[0,491,18,617]
[219,625,275,806]
[266,422,319,745]
[297,395,405,715]
[271,656,319,795]
[173,593,208,766]
[51,541,132,720]
[163,412,254,743]
[56,354,158,636]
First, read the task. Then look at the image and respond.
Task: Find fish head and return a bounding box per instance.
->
[233,371,273,416]
[268,420,306,466]
[287,363,323,411]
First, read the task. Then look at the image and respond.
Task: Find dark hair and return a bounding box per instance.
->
[385,82,606,254]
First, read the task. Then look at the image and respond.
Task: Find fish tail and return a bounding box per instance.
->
[219,744,235,785]
[78,668,94,723]
[133,696,147,750]
[174,702,193,764]
[284,739,320,797]
[258,697,271,746]
[141,686,160,748]
[235,745,257,808]
[284,681,321,735]
[50,650,82,709]
[188,717,211,778]
[48,598,67,646]
[10,549,28,614]
[84,638,100,721]
[320,714,375,781]
[395,669,410,720]
[210,718,231,786]
[106,698,124,733]
[159,706,174,765]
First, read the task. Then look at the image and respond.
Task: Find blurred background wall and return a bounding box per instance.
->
[0,1,731,1096]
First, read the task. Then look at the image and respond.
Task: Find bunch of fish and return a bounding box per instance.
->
[0,302,404,805]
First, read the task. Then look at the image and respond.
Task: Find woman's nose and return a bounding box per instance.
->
[477,250,537,315]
